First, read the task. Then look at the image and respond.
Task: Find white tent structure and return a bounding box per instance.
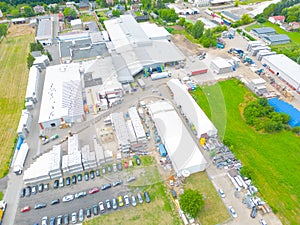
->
[167,79,217,138]
[148,101,207,175]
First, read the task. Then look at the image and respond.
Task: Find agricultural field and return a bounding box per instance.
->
[0,24,34,178]
[191,79,300,225]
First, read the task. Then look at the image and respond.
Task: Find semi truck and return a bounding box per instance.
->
[151,72,171,80]
[13,142,29,175]
[0,200,7,225]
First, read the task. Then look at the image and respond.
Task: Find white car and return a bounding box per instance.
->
[131,195,137,207]
[228,206,237,218]
[62,194,74,203]
[260,219,267,225]
[75,191,87,199]
[218,189,225,198]
[124,195,130,206]
[41,216,48,225]
[71,212,77,224]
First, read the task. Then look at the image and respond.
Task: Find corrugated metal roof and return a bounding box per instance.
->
[263,34,290,42]
[252,27,275,34]
[36,20,52,38]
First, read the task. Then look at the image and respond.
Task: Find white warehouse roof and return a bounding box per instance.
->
[148,101,207,175]
[25,66,40,101]
[167,79,217,138]
[140,22,170,40]
[38,63,84,124]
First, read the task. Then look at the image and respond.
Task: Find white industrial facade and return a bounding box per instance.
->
[25,66,41,110]
[261,54,300,92]
[148,101,207,175]
[38,63,85,129]
[210,57,233,74]
[167,79,218,138]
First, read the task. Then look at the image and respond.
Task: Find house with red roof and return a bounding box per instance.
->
[268,16,285,24]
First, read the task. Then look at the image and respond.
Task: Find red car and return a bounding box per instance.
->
[20,206,31,213]
[124,161,128,169]
[89,187,100,194]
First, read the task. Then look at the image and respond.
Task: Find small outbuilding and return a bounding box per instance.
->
[71,19,83,30]
[210,57,233,74]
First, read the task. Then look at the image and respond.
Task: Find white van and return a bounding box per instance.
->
[59,177,64,188]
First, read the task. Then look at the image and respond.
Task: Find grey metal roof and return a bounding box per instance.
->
[221,11,240,22]
[36,20,52,38]
[111,53,134,83]
[252,27,276,34]
[263,34,290,42]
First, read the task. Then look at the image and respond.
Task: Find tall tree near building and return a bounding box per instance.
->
[0,24,8,40]
[192,21,204,39]
[179,189,204,218]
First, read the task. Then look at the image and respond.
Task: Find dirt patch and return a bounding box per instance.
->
[170,25,184,30]
[7,24,35,38]
[172,33,200,56]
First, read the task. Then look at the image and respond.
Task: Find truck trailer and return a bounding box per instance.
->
[13,142,29,175]
[151,72,171,80]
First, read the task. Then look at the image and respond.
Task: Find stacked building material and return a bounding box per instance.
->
[81,145,97,170]
[111,112,130,152]
[48,145,62,179]
[93,136,105,166]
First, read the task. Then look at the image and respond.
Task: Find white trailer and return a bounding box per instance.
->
[137,78,146,89]
[151,72,171,80]
[13,143,29,175]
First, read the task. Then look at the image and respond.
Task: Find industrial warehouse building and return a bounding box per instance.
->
[251,27,276,37]
[221,11,240,22]
[148,101,207,175]
[262,34,290,45]
[35,19,53,45]
[38,63,86,129]
[261,54,300,92]
[167,79,217,138]
[210,57,233,74]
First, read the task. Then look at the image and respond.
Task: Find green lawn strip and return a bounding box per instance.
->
[80,14,96,22]
[191,79,300,225]
[184,172,230,225]
[0,34,34,178]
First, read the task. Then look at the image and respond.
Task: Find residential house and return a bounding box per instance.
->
[268,16,285,24]
[33,5,45,14]
[289,22,300,31]
[79,0,90,10]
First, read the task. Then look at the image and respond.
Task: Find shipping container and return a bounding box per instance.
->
[151,72,171,80]
[158,144,167,157]
[190,69,208,76]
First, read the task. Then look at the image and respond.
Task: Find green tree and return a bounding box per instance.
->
[63,7,77,20]
[178,17,185,26]
[292,126,300,135]
[257,16,266,23]
[46,50,53,61]
[141,0,152,10]
[263,3,275,18]
[0,24,8,40]
[23,6,34,17]
[159,8,178,22]
[11,9,21,18]
[49,5,59,13]
[241,14,254,25]
[286,15,297,23]
[179,189,204,218]
[112,9,121,17]
[297,55,300,65]
[191,20,204,39]
[27,53,35,69]
[0,2,10,13]
[184,21,193,34]
[97,0,108,8]
[234,0,239,7]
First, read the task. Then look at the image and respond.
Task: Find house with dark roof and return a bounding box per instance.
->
[251,27,276,37]
[79,0,90,10]
[262,34,290,45]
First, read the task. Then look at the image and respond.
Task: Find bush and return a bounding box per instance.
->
[292,126,300,134]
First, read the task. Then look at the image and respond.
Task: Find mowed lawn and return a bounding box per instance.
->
[0,32,34,177]
[191,79,300,225]
[245,21,300,45]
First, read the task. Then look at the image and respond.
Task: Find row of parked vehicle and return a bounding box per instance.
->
[39,192,150,225]
[20,183,49,198]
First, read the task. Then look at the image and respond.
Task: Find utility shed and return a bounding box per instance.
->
[210,57,233,74]
[167,79,217,138]
[148,101,207,175]
[262,34,290,45]
[71,19,83,30]
[261,54,300,92]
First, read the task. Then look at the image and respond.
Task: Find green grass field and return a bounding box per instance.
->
[246,21,300,45]
[191,79,300,225]
[0,32,34,178]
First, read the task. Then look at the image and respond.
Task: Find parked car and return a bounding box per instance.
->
[78,209,84,222]
[131,195,137,207]
[53,180,59,189]
[135,157,141,165]
[101,183,111,190]
[41,216,48,225]
[95,169,100,177]
[62,194,74,203]
[144,192,151,203]
[127,176,136,183]
[25,186,31,197]
[112,180,122,187]
[107,165,112,173]
[137,192,143,204]
[49,217,56,225]
[260,219,267,225]
[228,206,237,218]
[44,183,49,191]
[71,212,77,224]
[66,177,71,186]
[77,173,82,182]
[84,172,89,181]
[89,187,99,194]
[64,214,69,225]
[72,175,77,184]
[59,177,64,188]
[170,190,177,199]
[20,188,25,198]
[38,183,44,192]
[86,208,92,218]
[129,160,133,167]
[218,189,225,198]
[118,196,124,207]
[34,203,47,209]
[90,170,95,179]
[124,195,130,206]
[51,199,60,205]
[113,163,117,172]
[106,199,111,209]
[32,185,37,195]
[250,206,257,218]
[93,205,99,215]
[20,206,31,213]
[124,161,128,169]
[112,198,118,210]
[102,167,106,174]
[75,191,87,199]
[57,215,62,225]
[99,201,105,213]
[117,162,123,171]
